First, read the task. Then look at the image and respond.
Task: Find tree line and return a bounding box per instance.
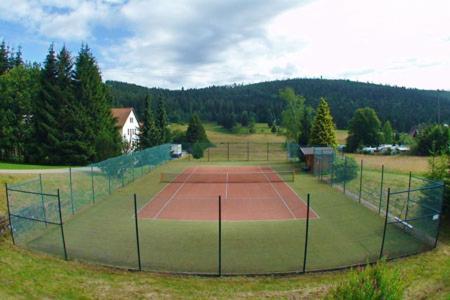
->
[0,41,121,165]
[106,79,450,132]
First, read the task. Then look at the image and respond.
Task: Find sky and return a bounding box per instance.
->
[0,0,449,90]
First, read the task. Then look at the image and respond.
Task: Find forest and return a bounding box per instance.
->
[107,79,450,132]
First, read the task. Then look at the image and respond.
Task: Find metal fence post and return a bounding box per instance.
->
[405,172,412,220]
[267,142,269,161]
[57,189,68,261]
[379,188,391,259]
[132,166,135,182]
[208,147,210,162]
[378,165,385,214]
[227,142,230,161]
[359,160,363,203]
[108,174,112,194]
[134,194,142,271]
[91,166,95,204]
[433,185,445,249]
[121,170,125,187]
[69,168,74,215]
[247,142,250,161]
[39,174,48,226]
[5,183,15,245]
[330,156,334,186]
[343,157,347,194]
[302,193,310,273]
[218,195,222,276]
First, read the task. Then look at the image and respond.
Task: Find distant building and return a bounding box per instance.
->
[111,108,139,150]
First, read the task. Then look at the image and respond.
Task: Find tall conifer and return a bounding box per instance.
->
[310,98,337,147]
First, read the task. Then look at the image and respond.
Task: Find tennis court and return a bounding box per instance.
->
[139,166,317,221]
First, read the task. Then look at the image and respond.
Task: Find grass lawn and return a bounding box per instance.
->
[347,153,430,175]
[335,129,348,145]
[0,162,69,170]
[0,159,448,298]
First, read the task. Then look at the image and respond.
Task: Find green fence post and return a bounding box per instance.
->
[302,193,310,273]
[247,142,250,161]
[379,188,391,259]
[266,143,269,161]
[378,165,385,214]
[57,189,68,261]
[405,172,412,220]
[330,156,334,186]
[359,160,363,203]
[208,147,210,162]
[69,168,74,214]
[134,194,142,271]
[227,142,230,161]
[121,170,125,188]
[108,174,112,195]
[91,166,95,204]
[39,174,48,226]
[343,157,347,194]
[218,195,222,276]
[4,183,15,245]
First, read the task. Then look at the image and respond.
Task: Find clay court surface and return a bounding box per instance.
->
[138,166,318,221]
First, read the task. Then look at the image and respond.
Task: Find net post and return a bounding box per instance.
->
[405,171,412,219]
[57,189,68,261]
[379,188,391,259]
[343,156,347,194]
[133,194,142,271]
[5,183,15,245]
[302,193,310,273]
[378,165,385,214]
[91,165,95,204]
[69,168,74,215]
[39,174,48,226]
[358,160,363,203]
[218,195,222,276]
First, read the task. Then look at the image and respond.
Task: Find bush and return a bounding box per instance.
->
[192,143,204,159]
[333,156,358,183]
[327,262,404,300]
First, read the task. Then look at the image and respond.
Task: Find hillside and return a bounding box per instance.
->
[106,79,450,132]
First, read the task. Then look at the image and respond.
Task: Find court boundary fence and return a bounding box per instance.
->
[3,144,446,276]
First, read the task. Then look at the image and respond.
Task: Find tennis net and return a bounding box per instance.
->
[160,170,295,183]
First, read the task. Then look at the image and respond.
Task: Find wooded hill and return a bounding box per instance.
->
[107,79,450,132]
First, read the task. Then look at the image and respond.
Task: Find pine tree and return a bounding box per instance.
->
[0,41,9,75]
[30,44,61,163]
[13,46,23,67]
[310,98,337,147]
[138,95,161,149]
[155,96,169,144]
[74,44,121,161]
[382,121,393,144]
[186,113,208,144]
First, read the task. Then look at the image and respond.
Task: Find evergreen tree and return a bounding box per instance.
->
[0,41,9,75]
[30,44,61,163]
[155,96,169,144]
[13,46,23,67]
[310,98,337,147]
[382,121,393,144]
[299,105,314,146]
[138,95,161,149]
[186,113,208,144]
[240,111,249,126]
[74,44,121,161]
[346,107,382,152]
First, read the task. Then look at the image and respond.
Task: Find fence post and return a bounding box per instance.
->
[405,172,412,219]
[378,165,385,214]
[302,193,310,273]
[433,186,445,249]
[343,157,347,194]
[91,166,95,204]
[359,160,363,203]
[379,188,391,259]
[227,142,230,161]
[39,174,48,226]
[69,168,74,215]
[267,142,269,161]
[132,166,135,182]
[134,194,142,271]
[208,147,210,162]
[247,142,250,161]
[108,174,112,194]
[5,183,15,245]
[218,195,222,276]
[57,189,68,261]
[330,156,334,186]
[121,170,125,188]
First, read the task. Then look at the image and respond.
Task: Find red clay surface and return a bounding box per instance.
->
[138,166,318,221]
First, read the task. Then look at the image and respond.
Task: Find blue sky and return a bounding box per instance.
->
[1,0,450,90]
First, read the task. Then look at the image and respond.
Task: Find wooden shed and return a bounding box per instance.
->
[300,147,334,171]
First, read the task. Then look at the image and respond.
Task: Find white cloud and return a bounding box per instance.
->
[1,0,450,90]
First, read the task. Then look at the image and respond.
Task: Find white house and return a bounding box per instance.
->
[111,107,140,150]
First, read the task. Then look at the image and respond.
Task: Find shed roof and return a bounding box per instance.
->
[300,147,333,155]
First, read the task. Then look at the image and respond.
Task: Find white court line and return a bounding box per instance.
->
[152,167,199,219]
[259,166,296,219]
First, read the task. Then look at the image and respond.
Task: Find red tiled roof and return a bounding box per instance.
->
[111,108,134,128]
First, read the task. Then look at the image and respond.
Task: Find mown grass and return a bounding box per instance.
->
[347,154,430,175]
[0,162,69,170]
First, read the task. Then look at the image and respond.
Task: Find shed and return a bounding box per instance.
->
[300,147,334,171]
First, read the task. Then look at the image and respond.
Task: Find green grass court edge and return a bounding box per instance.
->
[5,158,441,276]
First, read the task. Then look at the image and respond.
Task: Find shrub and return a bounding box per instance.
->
[327,262,404,300]
[192,143,204,159]
[333,156,358,183]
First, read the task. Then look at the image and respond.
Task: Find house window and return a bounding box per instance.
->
[130,117,134,123]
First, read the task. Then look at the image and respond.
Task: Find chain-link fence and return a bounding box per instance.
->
[4,144,444,275]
